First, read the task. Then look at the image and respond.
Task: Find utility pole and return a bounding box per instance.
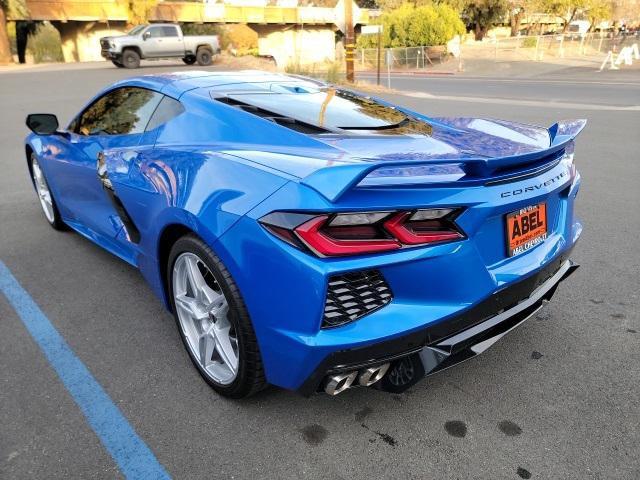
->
[344,0,355,82]
[376,26,381,85]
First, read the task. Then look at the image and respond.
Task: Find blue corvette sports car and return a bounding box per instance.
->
[25,71,584,398]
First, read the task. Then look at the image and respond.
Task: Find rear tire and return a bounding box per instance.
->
[196,47,213,66]
[112,60,125,68]
[182,56,197,65]
[167,234,267,398]
[121,49,141,69]
[30,154,66,231]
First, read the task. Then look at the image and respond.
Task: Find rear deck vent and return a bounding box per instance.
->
[215,96,330,134]
[322,270,393,328]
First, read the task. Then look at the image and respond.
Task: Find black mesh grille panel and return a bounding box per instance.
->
[322,270,392,328]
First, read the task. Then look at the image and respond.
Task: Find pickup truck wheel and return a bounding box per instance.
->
[111,60,125,68]
[122,49,141,69]
[182,56,197,65]
[196,47,213,66]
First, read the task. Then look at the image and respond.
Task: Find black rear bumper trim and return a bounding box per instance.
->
[297,247,576,396]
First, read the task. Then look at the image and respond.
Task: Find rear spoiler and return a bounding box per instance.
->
[301,119,586,203]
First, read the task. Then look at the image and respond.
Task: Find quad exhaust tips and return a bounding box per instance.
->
[323,363,391,395]
[358,363,390,387]
[324,371,358,395]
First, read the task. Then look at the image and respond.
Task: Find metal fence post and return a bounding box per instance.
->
[598,33,603,53]
[386,49,391,88]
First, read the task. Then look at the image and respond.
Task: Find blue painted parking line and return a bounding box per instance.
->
[0,261,170,480]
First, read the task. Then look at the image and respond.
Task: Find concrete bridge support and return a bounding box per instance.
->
[51,21,127,63]
[251,24,337,70]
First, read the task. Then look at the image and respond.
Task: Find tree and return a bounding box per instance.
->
[585,0,611,30]
[540,0,588,32]
[0,0,12,63]
[461,0,508,40]
[1,0,29,63]
[507,0,529,36]
[127,0,158,26]
[357,3,465,47]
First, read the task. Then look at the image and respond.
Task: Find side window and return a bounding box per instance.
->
[145,96,185,132]
[162,26,179,37]
[77,87,163,136]
[147,26,164,38]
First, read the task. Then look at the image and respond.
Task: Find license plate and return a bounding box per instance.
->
[505,203,547,257]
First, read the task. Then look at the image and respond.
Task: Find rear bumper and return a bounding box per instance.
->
[298,249,578,395]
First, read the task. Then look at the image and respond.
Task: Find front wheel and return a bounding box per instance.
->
[168,235,266,398]
[121,49,141,69]
[112,60,125,68]
[30,154,66,230]
[196,47,213,66]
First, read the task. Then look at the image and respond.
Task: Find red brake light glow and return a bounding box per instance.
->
[294,216,401,256]
[260,208,465,257]
[383,212,463,245]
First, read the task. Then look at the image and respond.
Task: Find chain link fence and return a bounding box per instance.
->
[464,32,637,62]
[356,45,451,71]
[355,32,639,76]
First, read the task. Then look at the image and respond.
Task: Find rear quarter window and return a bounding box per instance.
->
[145,96,185,132]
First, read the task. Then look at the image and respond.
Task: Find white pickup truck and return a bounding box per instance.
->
[100,24,220,68]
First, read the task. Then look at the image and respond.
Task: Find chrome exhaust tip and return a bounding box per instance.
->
[324,371,358,395]
[358,363,390,387]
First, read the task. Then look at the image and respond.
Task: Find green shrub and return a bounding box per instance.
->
[27,23,63,63]
[284,60,344,84]
[324,61,344,83]
[357,3,465,48]
[182,24,258,55]
[522,37,538,48]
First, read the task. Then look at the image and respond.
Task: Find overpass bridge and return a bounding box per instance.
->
[10,0,372,66]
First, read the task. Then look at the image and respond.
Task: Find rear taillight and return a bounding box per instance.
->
[260,208,464,257]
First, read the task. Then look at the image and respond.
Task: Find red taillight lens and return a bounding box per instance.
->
[260,208,464,257]
[295,216,401,256]
[384,212,463,245]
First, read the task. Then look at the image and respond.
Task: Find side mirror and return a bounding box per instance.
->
[143,31,150,41]
[26,113,59,135]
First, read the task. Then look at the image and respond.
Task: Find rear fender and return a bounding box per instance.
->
[99,145,289,303]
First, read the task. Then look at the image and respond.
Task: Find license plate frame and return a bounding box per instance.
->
[505,203,548,257]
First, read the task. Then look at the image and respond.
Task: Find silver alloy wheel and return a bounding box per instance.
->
[31,156,55,224]
[172,252,239,385]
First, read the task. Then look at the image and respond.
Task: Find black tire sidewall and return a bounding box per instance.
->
[182,56,196,65]
[196,48,212,66]
[30,154,66,230]
[167,235,256,397]
[122,50,140,68]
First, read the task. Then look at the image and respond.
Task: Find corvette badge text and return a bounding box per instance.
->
[500,170,569,198]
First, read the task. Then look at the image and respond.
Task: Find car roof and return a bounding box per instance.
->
[111,71,318,99]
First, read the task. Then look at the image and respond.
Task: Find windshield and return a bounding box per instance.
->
[127,25,146,36]
[227,88,407,130]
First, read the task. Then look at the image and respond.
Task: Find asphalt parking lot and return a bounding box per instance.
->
[1,61,639,479]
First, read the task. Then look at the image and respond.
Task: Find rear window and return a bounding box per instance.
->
[162,26,179,37]
[225,88,407,130]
